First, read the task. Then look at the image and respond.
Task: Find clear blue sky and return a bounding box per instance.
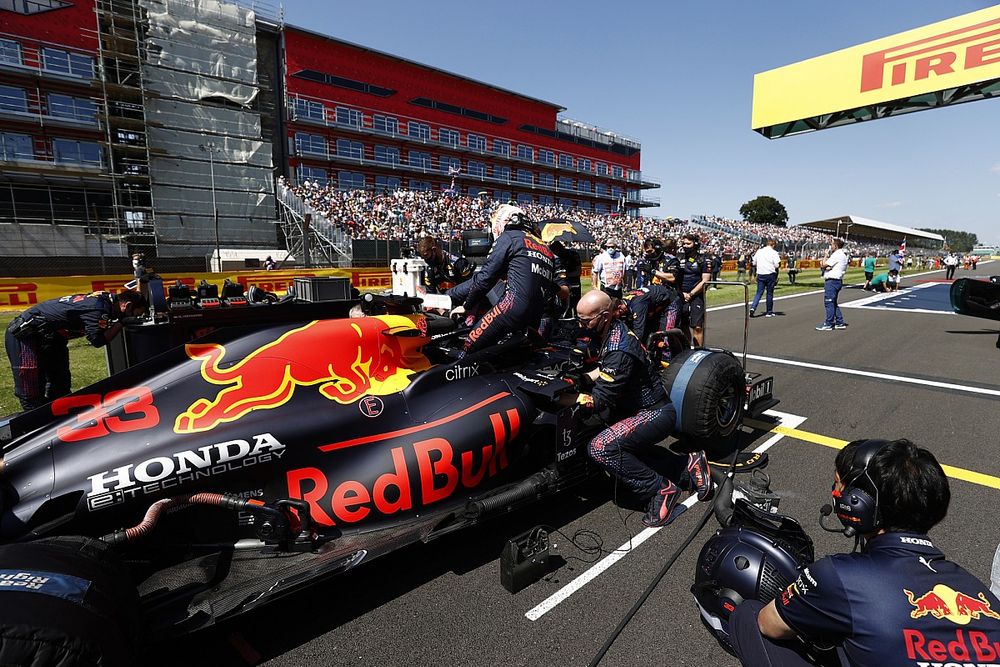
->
[283,1,1000,245]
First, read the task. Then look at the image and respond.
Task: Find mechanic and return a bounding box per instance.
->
[450,205,555,355]
[416,236,474,294]
[620,283,682,347]
[866,269,899,293]
[677,233,711,347]
[729,438,1000,667]
[574,290,712,527]
[550,239,583,317]
[5,290,148,410]
[641,237,681,289]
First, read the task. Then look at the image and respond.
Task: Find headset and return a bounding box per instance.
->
[832,439,890,536]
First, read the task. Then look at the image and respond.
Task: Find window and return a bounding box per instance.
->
[468,186,486,197]
[467,160,486,177]
[294,132,326,156]
[124,211,147,230]
[595,203,609,213]
[496,190,511,202]
[516,169,533,185]
[408,122,430,140]
[577,200,590,211]
[517,193,533,205]
[439,155,460,173]
[558,197,574,208]
[0,85,28,113]
[338,171,365,189]
[577,179,591,193]
[48,93,97,122]
[558,176,573,190]
[516,145,533,161]
[538,195,554,205]
[336,138,363,160]
[335,106,362,127]
[595,182,609,196]
[0,132,32,161]
[559,154,574,169]
[579,158,591,172]
[408,150,431,169]
[538,149,555,165]
[374,114,399,135]
[53,138,101,165]
[41,48,94,78]
[491,138,510,156]
[409,180,431,192]
[467,134,486,152]
[537,173,554,187]
[612,165,624,178]
[493,165,510,181]
[438,128,459,146]
[597,163,608,176]
[0,39,21,66]
[293,98,325,121]
[297,165,328,185]
[375,175,400,191]
[374,145,399,165]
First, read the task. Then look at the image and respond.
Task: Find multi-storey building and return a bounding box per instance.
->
[281,28,658,215]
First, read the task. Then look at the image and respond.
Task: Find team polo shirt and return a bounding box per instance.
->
[776,532,1000,667]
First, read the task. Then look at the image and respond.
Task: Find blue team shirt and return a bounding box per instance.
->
[776,532,1000,667]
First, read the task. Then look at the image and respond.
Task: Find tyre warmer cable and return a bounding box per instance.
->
[101,493,265,545]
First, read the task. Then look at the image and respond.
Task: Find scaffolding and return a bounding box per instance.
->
[276,185,352,267]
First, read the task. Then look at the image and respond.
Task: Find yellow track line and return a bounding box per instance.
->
[771,425,1000,491]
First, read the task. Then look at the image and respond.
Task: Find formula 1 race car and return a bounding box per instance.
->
[0,288,775,664]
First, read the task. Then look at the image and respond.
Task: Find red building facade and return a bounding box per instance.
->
[282,28,659,214]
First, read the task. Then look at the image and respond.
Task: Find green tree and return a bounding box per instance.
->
[739,196,789,228]
[917,228,978,252]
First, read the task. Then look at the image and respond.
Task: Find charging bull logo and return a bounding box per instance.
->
[904,585,1000,624]
[540,222,578,244]
[174,315,430,434]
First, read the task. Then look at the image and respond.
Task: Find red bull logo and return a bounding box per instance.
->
[174,315,430,434]
[904,585,1000,624]
[540,222,577,244]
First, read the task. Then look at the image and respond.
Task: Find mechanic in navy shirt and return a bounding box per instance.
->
[620,283,682,347]
[5,290,148,410]
[450,205,555,356]
[416,236,474,294]
[729,438,1000,667]
[677,233,711,347]
[574,290,712,527]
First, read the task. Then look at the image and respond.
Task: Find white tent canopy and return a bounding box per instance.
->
[795,215,944,244]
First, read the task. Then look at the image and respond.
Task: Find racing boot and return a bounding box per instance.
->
[642,481,684,528]
[687,451,713,501]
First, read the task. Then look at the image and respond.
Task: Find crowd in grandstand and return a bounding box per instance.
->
[278,177,909,261]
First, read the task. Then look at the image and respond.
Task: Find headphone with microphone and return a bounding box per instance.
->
[832,439,890,536]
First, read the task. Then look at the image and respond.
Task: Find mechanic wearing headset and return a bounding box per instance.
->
[619,283,682,347]
[729,438,1000,666]
[677,233,711,347]
[6,290,148,410]
[416,236,474,294]
[450,205,555,356]
[574,289,712,527]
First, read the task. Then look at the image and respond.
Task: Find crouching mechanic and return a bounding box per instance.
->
[574,290,712,527]
[450,205,555,355]
[729,438,1000,667]
[6,290,148,410]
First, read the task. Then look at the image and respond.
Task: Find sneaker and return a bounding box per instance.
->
[765,313,776,318]
[687,451,714,501]
[815,324,834,331]
[748,308,756,318]
[642,481,684,527]
[834,323,849,329]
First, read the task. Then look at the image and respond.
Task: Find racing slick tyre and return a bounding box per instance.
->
[0,536,141,666]
[661,348,745,458]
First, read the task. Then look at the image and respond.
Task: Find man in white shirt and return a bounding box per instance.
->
[944,253,958,280]
[816,238,849,331]
[593,240,626,298]
[749,238,781,318]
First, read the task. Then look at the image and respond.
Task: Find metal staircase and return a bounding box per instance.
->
[276,187,353,267]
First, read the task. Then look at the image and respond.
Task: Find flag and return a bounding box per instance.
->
[448,165,462,176]
[899,238,906,254]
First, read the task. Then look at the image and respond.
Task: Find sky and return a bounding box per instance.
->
[283,1,1000,245]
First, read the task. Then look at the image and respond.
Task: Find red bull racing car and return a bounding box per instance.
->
[0,291,774,663]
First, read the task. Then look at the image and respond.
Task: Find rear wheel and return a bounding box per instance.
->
[661,349,745,458]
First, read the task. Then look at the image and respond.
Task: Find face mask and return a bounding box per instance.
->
[133,260,139,268]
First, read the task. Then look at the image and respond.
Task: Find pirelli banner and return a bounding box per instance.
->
[752,5,1000,138]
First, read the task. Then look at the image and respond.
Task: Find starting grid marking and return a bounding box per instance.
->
[842,281,955,315]
[523,410,806,622]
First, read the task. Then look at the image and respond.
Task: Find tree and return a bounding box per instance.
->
[739,196,789,228]
[917,228,978,252]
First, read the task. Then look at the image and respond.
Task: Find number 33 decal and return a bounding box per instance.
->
[52,387,160,442]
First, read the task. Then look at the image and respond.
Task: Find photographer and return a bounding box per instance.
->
[5,290,148,411]
[729,439,1000,666]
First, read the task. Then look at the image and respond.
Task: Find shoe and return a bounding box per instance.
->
[687,451,713,501]
[765,313,776,318]
[642,481,684,527]
[815,324,834,331]
[748,308,755,318]
[834,323,848,329]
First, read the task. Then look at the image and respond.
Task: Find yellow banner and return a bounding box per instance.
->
[752,5,1000,131]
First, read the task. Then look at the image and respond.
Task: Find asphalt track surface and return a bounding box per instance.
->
[149,263,1000,667]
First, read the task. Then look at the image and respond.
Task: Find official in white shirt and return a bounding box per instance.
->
[817,238,849,331]
[749,238,782,317]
